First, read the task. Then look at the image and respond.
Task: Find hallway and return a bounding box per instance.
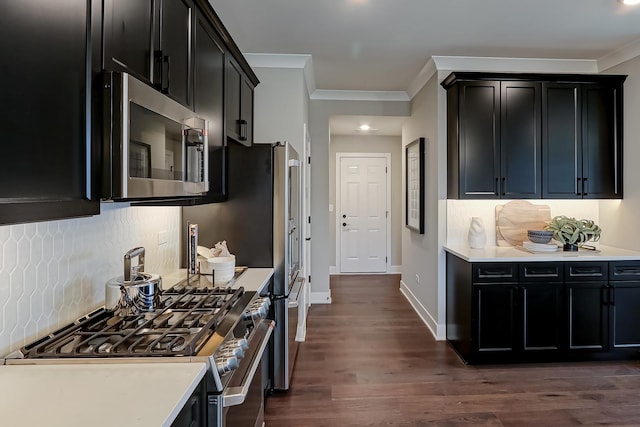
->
[265,274,640,426]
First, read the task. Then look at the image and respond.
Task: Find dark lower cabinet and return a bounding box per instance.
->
[567,282,608,351]
[475,284,517,353]
[447,255,640,364]
[0,0,100,225]
[171,378,205,427]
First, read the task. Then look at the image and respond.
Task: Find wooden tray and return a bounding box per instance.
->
[496,200,551,247]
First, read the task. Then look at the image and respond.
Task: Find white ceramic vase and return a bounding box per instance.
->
[468,217,487,249]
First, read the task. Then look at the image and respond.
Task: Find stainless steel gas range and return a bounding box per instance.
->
[3,270,272,427]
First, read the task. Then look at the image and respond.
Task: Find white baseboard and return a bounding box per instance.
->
[330,265,402,274]
[399,280,446,340]
[310,291,332,304]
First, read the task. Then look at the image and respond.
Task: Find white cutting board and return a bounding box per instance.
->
[495,200,551,247]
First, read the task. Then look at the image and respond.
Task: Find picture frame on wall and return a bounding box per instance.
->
[405,137,425,234]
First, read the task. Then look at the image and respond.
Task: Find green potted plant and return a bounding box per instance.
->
[544,215,601,251]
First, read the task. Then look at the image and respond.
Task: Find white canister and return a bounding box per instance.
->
[468,217,487,249]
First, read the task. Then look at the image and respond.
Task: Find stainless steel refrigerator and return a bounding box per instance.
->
[182,141,302,391]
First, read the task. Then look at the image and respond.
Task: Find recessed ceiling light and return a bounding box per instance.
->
[621,0,640,5]
[359,124,371,131]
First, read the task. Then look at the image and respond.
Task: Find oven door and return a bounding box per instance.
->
[217,318,273,427]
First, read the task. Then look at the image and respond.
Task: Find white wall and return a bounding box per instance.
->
[599,54,640,250]
[253,67,307,154]
[328,134,402,270]
[0,204,181,357]
[400,75,445,338]
[309,99,411,303]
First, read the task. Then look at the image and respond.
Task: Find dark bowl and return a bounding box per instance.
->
[527,230,553,244]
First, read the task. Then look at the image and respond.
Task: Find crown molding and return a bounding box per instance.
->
[406,57,437,99]
[597,36,640,71]
[431,55,598,74]
[310,90,410,102]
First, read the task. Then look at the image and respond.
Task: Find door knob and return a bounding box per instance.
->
[342,214,346,218]
[342,222,347,227]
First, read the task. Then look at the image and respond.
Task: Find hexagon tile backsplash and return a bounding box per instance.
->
[0,202,181,357]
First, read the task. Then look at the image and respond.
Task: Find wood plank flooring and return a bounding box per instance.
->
[264,274,640,426]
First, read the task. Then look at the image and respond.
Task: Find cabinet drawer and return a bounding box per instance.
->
[610,261,640,281]
[519,263,563,282]
[472,263,517,283]
[565,262,608,281]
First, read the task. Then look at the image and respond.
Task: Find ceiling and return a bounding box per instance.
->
[210,0,640,135]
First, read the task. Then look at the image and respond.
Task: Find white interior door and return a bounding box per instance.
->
[339,155,388,273]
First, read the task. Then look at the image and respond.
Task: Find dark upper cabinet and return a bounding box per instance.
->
[0,0,100,225]
[103,0,194,108]
[226,55,255,146]
[446,79,540,199]
[443,72,625,200]
[500,81,541,198]
[193,9,226,203]
[542,80,624,199]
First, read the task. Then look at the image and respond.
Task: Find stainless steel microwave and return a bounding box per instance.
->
[102,71,209,200]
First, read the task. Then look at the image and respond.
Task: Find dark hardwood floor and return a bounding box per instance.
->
[264,274,640,426]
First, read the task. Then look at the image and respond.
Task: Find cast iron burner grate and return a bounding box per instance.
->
[20,286,245,358]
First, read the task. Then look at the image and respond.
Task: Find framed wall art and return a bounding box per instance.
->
[405,137,425,234]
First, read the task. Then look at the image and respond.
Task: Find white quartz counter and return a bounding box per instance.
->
[163,267,273,294]
[445,244,640,262]
[0,363,206,427]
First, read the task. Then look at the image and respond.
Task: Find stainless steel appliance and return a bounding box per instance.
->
[102,71,209,200]
[183,141,303,391]
[3,271,272,427]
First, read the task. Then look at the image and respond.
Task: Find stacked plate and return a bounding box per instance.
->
[523,241,559,252]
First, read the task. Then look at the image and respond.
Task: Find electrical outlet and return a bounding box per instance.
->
[158,230,169,246]
[415,274,420,283]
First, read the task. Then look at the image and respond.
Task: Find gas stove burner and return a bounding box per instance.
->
[19,283,252,359]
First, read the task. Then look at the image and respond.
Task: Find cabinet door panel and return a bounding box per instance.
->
[500,82,541,198]
[582,84,619,198]
[611,282,640,348]
[542,83,581,198]
[522,283,563,351]
[242,77,254,144]
[103,0,155,83]
[0,0,99,223]
[194,11,226,202]
[160,0,192,107]
[225,56,242,142]
[474,285,517,352]
[459,82,500,198]
[567,282,608,351]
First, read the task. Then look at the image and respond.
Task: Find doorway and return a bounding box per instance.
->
[336,153,391,273]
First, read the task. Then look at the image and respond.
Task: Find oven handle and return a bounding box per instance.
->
[222,319,274,407]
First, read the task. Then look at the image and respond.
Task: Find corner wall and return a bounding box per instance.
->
[400,75,445,338]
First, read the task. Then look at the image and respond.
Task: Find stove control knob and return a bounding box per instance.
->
[227,337,249,351]
[219,344,244,359]
[215,356,239,375]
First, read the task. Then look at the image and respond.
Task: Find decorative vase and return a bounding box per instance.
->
[468,217,487,249]
[563,243,579,252]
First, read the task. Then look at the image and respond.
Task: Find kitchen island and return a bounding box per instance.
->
[445,245,640,364]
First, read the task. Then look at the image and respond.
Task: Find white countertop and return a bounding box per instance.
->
[0,363,206,427]
[445,244,640,262]
[163,267,273,294]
